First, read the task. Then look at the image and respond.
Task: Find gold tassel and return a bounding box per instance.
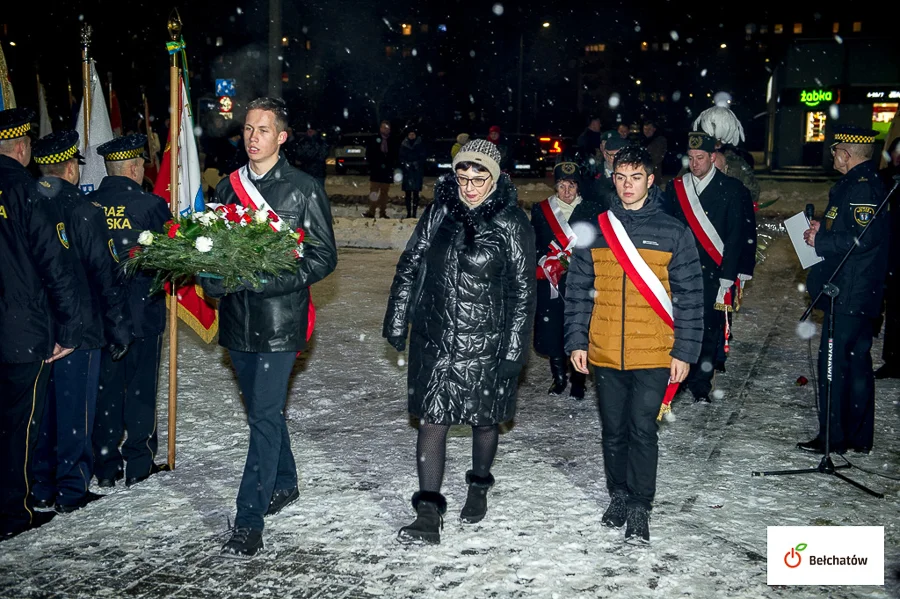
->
[657,402,671,422]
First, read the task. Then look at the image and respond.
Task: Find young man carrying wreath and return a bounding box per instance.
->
[564,146,703,543]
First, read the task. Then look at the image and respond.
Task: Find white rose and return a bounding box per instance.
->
[137,231,154,246]
[194,236,213,253]
[254,210,268,224]
[197,211,217,226]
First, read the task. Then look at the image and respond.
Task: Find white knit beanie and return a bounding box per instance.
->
[452,139,502,182]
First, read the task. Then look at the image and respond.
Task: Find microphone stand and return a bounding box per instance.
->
[751,176,899,498]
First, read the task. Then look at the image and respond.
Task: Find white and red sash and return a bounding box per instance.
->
[536,197,577,299]
[229,167,315,343]
[229,167,285,232]
[597,211,679,419]
[672,175,723,266]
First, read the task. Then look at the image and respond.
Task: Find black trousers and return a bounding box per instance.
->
[0,360,51,535]
[595,367,668,510]
[229,350,298,531]
[33,348,101,506]
[686,301,725,398]
[817,313,875,450]
[404,190,420,217]
[93,335,162,481]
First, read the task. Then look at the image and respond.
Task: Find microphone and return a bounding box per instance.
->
[805,203,815,223]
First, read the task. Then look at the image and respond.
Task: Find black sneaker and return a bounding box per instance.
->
[97,470,124,489]
[32,497,56,513]
[601,494,627,528]
[220,527,263,559]
[126,462,170,487]
[693,395,711,404]
[56,491,104,514]
[624,505,651,544]
[265,487,299,517]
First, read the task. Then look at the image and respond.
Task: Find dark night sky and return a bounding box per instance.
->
[1,0,865,142]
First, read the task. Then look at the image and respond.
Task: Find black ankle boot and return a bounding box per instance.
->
[569,369,586,400]
[398,491,446,545]
[548,357,568,395]
[460,471,494,524]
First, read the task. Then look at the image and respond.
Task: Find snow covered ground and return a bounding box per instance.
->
[1,232,897,599]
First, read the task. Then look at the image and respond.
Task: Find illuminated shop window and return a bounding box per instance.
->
[774,24,783,34]
[873,103,899,138]
[832,22,839,33]
[401,23,412,36]
[853,22,862,32]
[805,111,826,143]
[793,23,802,34]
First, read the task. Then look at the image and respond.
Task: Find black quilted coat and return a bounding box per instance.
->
[383,174,536,425]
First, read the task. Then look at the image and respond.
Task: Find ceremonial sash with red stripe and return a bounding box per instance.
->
[672,176,723,266]
[536,197,576,299]
[597,211,679,418]
[229,167,316,343]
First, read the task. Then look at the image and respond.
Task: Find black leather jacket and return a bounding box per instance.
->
[214,155,338,352]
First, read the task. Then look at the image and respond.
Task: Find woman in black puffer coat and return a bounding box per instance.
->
[383,139,536,544]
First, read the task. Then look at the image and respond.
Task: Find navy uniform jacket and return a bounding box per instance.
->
[0,155,82,362]
[34,176,133,349]
[90,175,171,338]
[807,161,889,317]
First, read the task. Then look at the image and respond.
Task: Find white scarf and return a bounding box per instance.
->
[687,165,716,196]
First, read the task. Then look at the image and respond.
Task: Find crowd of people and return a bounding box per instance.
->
[0,95,896,560]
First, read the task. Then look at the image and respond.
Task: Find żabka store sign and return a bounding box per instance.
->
[767,527,884,585]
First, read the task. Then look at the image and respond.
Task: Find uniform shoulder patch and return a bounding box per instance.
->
[853,205,875,226]
[108,238,120,263]
[56,222,70,248]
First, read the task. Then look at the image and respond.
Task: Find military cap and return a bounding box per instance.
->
[604,136,631,152]
[33,130,86,165]
[687,131,716,153]
[0,107,36,140]
[832,125,878,146]
[553,161,581,185]
[97,133,148,161]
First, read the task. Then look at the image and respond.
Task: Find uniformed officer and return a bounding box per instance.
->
[0,108,83,539]
[799,125,890,455]
[90,134,172,487]
[29,131,133,514]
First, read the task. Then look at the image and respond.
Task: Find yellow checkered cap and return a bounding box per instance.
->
[97,133,148,161]
[0,107,36,140]
[832,125,878,145]
[33,130,84,165]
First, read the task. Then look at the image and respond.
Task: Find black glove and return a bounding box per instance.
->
[198,276,227,299]
[387,335,407,352]
[498,359,523,380]
[108,343,130,362]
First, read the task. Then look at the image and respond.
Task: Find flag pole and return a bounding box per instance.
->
[80,24,92,146]
[166,10,183,470]
[142,88,160,170]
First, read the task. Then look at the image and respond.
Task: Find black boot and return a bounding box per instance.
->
[460,471,494,524]
[569,369,586,400]
[398,491,446,545]
[624,505,651,544]
[548,357,568,395]
[601,492,627,528]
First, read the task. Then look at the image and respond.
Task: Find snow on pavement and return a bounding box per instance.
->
[1,237,897,599]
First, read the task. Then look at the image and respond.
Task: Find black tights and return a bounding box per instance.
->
[405,190,420,218]
[416,423,499,492]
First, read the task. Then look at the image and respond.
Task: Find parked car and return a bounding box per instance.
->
[424,137,458,176]
[334,132,376,175]
[505,134,547,178]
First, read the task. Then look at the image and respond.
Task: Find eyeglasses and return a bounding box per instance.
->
[456,174,491,188]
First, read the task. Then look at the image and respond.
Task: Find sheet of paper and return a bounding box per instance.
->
[784,212,825,270]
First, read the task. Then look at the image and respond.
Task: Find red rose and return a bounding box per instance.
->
[167,223,181,238]
[268,210,279,222]
[129,247,141,258]
[296,228,305,244]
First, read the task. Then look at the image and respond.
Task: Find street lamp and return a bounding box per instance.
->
[517,21,549,133]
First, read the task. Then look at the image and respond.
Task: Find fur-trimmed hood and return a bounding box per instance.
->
[432,172,519,245]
